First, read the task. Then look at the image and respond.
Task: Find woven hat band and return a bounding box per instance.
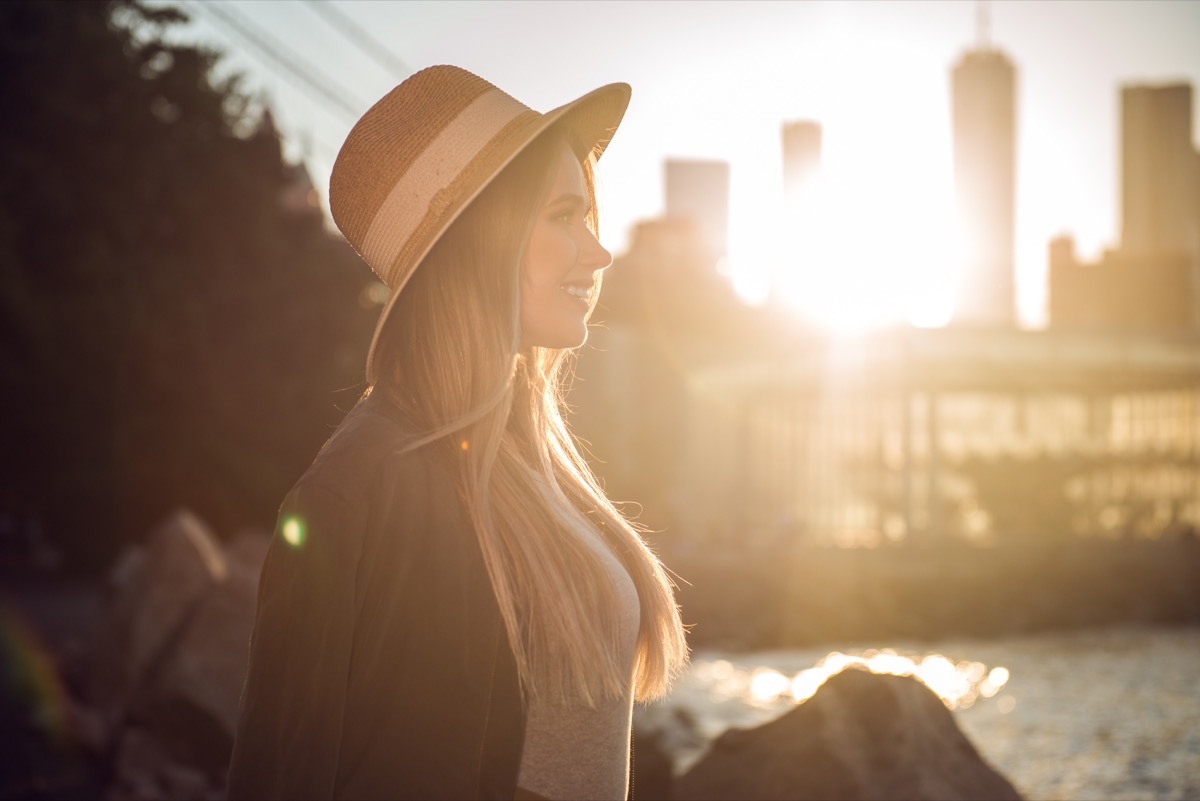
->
[360,88,532,284]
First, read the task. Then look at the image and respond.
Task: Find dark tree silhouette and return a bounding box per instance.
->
[0,1,380,571]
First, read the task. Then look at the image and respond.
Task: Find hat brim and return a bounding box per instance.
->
[364,81,632,384]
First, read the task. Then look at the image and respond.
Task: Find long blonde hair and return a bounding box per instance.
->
[371,128,687,705]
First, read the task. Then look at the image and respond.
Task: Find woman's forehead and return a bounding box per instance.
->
[546,144,586,200]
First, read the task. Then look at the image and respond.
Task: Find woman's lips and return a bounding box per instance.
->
[560,283,593,307]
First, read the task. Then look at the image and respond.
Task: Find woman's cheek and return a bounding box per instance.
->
[556,231,578,267]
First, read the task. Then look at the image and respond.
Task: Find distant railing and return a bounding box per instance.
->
[666,328,1200,547]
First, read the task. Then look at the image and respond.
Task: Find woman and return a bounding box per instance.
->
[227,66,688,801]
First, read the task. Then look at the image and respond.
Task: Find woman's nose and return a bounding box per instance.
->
[583,231,612,271]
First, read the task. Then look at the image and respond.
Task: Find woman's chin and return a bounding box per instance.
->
[522,323,589,350]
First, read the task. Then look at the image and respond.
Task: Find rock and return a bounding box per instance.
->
[107,726,219,801]
[633,722,675,801]
[158,760,215,800]
[225,529,270,574]
[105,545,146,596]
[674,666,1022,801]
[143,532,265,776]
[87,510,227,736]
[67,696,108,755]
[85,512,269,782]
[635,703,706,765]
[110,727,170,800]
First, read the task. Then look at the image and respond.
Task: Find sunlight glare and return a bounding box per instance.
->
[728,165,959,331]
[979,665,1011,698]
[728,650,1014,711]
[790,668,827,703]
[723,58,960,332]
[730,259,771,307]
[866,651,918,677]
[749,668,792,704]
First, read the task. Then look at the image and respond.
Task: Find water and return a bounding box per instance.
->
[637,625,1200,801]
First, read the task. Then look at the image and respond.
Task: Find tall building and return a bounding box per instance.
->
[781,120,822,201]
[1048,81,1200,331]
[950,37,1017,327]
[664,159,730,258]
[1121,84,1200,261]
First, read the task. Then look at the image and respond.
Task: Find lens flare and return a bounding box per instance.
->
[0,605,72,749]
[281,516,306,548]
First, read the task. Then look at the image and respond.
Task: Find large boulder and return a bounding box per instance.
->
[86,510,269,785]
[674,667,1022,801]
[87,510,228,732]
[141,530,267,776]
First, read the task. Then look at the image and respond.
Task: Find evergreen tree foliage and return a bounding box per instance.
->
[0,1,380,571]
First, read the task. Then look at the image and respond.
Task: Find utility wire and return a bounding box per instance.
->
[303,0,412,82]
[182,0,369,125]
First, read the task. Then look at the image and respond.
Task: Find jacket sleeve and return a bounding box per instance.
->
[227,481,364,800]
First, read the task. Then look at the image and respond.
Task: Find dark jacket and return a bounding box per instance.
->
[227,391,526,800]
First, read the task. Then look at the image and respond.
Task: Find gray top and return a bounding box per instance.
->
[516,522,641,800]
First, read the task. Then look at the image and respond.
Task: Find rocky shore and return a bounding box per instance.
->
[2,511,264,800]
[12,508,1196,799]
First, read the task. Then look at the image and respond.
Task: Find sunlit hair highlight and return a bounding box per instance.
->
[371,128,688,705]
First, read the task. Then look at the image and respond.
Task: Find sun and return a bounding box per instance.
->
[728,163,960,332]
[717,44,965,333]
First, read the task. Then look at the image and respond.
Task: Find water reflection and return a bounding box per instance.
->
[645,628,1199,800]
[694,648,1010,711]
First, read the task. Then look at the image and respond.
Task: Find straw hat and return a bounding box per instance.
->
[329,65,631,383]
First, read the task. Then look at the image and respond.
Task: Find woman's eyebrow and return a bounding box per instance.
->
[547,191,583,206]
[545,193,589,212]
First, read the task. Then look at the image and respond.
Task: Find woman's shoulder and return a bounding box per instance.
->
[291,390,444,510]
[276,391,466,574]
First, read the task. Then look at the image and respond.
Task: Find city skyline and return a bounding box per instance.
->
[155,0,1200,328]
[1049,82,1200,331]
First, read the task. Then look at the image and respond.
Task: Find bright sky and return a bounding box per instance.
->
[158,0,1200,329]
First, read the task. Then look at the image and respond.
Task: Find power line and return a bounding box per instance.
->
[303,0,411,83]
[182,0,368,125]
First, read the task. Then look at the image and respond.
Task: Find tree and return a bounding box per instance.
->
[0,1,380,571]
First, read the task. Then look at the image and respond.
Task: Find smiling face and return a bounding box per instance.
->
[520,143,612,350]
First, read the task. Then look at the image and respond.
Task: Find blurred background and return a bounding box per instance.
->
[1,2,1197,800]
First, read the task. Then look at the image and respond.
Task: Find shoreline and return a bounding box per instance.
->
[643,624,1200,801]
[666,537,1200,651]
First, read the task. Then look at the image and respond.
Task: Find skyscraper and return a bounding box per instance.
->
[1046,82,1199,331]
[1121,84,1200,260]
[951,34,1017,327]
[664,159,730,258]
[1122,83,1200,326]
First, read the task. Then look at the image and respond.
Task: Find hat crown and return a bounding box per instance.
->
[329,66,536,285]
